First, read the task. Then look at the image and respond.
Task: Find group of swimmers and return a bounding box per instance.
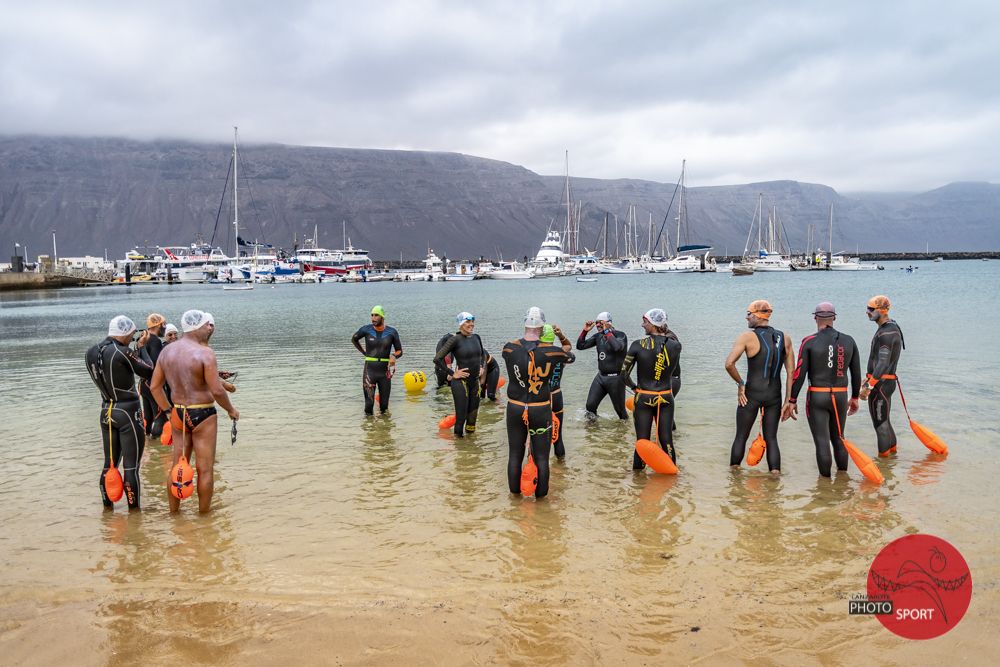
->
[351,296,903,498]
[87,294,904,509]
[86,310,238,512]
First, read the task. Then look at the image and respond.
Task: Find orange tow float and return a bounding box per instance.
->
[169,455,195,499]
[746,410,766,466]
[896,380,948,456]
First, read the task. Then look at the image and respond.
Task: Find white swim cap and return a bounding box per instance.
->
[596,311,612,322]
[643,308,668,327]
[108,315,136,337]
[181,310,215,333]
[164,323,178,335]
[524,306,545,328]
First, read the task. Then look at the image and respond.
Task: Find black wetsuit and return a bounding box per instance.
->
[139,334,167,437]
[434,334,455,388]
[85,337,154,508]
[622,334,682,469]
[502,338,572,497]
[577,327,629,419]
[544,343,575,458]
[789,327,862,477]
[867,320,905,455]
[482,352,501,401]
[434,332,486,436]
[352,324,403,414]
[730,326,787,471]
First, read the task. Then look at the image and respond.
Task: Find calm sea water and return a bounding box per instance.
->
[1,261,997,663]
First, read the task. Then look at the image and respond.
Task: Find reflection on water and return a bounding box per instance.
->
[2,265,998,662]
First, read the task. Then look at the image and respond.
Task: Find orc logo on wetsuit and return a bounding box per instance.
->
[527,353,551,395]
[598,351,607,361]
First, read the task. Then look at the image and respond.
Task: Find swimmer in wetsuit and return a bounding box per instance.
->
[621,309,682,470]
[434,312,486,436]
[139,313,167,437]
[151,309,240,513]
[539,324,575,458]
[481,351,502,400]
[502,307,572,498]
[724,300,795,472]
[577,311,628,420]
[782,302,862,478]
[351,305,403,415]
[434,333,455,389]
[859,295,905,457]
[85,315,154,509]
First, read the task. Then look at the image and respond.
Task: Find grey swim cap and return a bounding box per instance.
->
[643,308,668,327]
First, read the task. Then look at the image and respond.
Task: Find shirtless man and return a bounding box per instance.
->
[151,310,239,513]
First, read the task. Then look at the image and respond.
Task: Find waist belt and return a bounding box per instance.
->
[508,399,550,407]
[808,387,848,393]
[636,389,673,395]
[364,357,391,362]
[174,403,216,409]
[867,373,897,380]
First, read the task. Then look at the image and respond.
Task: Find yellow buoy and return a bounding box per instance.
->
[403,370,427,393]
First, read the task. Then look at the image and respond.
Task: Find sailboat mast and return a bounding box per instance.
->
[756,194,762,255]
[233,126,239,258]
[828,204,834,261]
[676,159,686,255]
[564,150,572,255]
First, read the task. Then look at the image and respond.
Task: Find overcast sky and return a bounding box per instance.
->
[2,1,998,191]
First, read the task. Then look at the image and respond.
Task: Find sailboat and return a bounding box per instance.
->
[645,160,714,273]
[825,205,881,271]
[745,195,792,272]
[223,127,254,291]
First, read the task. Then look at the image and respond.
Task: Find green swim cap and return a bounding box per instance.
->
[371,305,386,317]
[540,324,555,343]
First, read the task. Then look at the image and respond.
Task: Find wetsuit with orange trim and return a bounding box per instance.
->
[729,325,786,471]
[577,326,628,419]
[434,331,486,436]
[866,319,904,456]
[85,337,154,508]
[621,334,682,469]
[352,324,403,414]
[502,338,572,497]
[139,333,167,437]
[789,327,862,477]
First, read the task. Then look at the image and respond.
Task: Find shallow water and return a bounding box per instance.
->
[1,261,997,664]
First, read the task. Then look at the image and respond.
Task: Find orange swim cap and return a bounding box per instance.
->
[169,455,195,499]
[867,295,891,314]
[147,313,166,327]
[747,300,773,319]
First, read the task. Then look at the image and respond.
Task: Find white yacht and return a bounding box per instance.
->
[489,260,534,279]
[828,253,881,271]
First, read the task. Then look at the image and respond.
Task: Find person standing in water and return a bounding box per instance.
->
[351,305,403,415]
[724,300,795,473]
[139,313,167,437]
[434,312,486,436]
[860,295,905,457]
[539,324,575,458]
[164,323,179,344]
[621,309,682,470]
[502,307,572,498]
[151,310,240,513]
[577,312,628,420]
[782,302,862,478]
[85,315,154,509]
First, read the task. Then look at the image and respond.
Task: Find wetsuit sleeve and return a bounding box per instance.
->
[577,331,597,350]
[126,346,155,381]
[434,335,460,376]
[562,349,576,364]
[870,331,901,381]
[606,330,626,352]
[850,340,862,398]
[391,329,403,359]
[621,341,639,390]
[790,338,811,401]
[351,327,366,354]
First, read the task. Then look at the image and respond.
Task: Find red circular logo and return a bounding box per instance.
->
[867,534,972,639]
